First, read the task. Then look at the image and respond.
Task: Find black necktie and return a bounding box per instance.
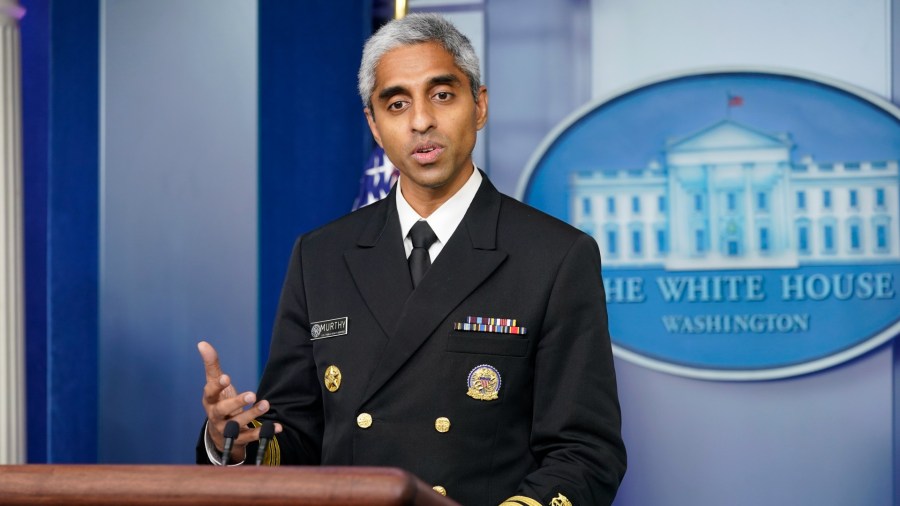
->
[408,220,438,288]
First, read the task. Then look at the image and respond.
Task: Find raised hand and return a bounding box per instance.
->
[198,341,281,463]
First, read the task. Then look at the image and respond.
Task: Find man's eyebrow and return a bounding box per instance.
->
[377,85,409,102]
[429,74,461,87]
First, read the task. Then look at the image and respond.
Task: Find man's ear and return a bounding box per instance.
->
[364,107,383,147]
[474,85,489,131]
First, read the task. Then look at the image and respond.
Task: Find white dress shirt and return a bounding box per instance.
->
[395,165,482,261]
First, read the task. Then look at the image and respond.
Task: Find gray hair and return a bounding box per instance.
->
[358,13,482,108]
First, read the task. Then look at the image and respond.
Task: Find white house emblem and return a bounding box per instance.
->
[519,69,900,380]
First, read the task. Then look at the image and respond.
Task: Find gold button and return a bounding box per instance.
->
[324,365,342,392]
[357,413,373,429]
[432,486,447,496]
[434,417,450,433]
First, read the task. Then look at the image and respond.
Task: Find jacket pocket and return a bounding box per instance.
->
[446,331,529,357]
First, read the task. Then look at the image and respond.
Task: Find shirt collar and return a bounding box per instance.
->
[396,165,483,245]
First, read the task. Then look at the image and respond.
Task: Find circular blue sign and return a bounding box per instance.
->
[519,69,900,380]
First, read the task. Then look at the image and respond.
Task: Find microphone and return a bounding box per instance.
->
[255,421,276,466]
[221,420,240,466]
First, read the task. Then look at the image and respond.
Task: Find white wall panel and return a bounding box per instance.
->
[99,0,258,463]
[592,0,891,99]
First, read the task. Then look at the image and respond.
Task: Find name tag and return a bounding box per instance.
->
[310,317,349,340]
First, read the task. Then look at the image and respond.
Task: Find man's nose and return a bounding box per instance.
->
[409,101,436,133]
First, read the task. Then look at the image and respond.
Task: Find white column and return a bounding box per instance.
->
[743,164,754,253]
[0,0,26,465]
[706,166,718,256]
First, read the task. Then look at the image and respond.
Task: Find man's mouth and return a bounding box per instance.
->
[411,143,444,164]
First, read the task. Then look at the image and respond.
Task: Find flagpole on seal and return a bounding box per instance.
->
[395,0,408,19]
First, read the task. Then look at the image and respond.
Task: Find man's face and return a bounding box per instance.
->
[365,41,488,202]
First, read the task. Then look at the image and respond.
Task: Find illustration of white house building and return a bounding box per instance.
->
[570,120,900,270]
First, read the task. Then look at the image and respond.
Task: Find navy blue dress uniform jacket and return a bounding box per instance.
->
[198,174,626,506]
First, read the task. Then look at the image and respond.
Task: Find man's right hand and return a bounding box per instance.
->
[198,341,282,463]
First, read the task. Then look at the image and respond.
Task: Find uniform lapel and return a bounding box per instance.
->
[360,176,508,405]
[344,189,413,338]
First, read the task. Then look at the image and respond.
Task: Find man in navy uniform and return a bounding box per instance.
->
[198,13,626,506]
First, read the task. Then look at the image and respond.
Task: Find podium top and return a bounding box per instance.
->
[0,465,461,506]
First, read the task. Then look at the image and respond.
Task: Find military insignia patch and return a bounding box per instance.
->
[323,364,341,392]
[467,364,501,401]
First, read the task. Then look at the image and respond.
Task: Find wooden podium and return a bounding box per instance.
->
[0,465,461,505]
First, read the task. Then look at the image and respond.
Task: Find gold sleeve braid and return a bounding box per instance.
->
[501,496,543,506]
[249,419,281,466]
[500,493,573,506]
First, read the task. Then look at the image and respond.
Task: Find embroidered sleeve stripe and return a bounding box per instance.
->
[250,419,281,466]
[264,436,280,466]
[504,496,543,506]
